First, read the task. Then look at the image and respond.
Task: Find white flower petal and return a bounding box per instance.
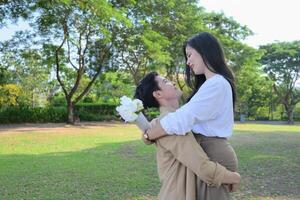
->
[120,96,133,106]
[133,99,144,111]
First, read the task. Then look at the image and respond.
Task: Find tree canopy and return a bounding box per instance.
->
[1,0,298,123]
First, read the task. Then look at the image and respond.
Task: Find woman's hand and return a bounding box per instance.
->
[141,131,155,145]
[150,118,159,127]
[146,118,168,140]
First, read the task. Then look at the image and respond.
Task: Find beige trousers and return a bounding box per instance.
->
[194,134,238,200]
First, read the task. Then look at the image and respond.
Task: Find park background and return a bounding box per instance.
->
[0,0,299,199]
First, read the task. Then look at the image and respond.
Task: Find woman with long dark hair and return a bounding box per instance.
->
[146,32,239,199]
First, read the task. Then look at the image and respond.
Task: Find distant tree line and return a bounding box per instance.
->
[0,0,299,124]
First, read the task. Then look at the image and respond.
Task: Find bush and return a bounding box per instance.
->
[0,84,22,107]
[0,103,120,124]
[0,106,67,124]
[144,108,160,120]
[49,95,67,106]
[74,103,117,121]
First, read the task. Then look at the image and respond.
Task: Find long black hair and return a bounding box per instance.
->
[183,32,236,108]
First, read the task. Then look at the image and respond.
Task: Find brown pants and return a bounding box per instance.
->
[194,134,238,200]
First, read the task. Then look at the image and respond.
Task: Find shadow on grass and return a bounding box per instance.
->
[229,132,300,200]
[0,132,299,200]
[0,140,159,200]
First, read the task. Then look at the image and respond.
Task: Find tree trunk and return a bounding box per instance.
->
[67,100,75,124]
[287,108,294,125]
[283,103,295,125]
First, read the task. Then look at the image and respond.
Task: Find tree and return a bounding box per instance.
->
[92,71,134,104]
[31,0,129,123]
[0,31,52,107]
[236,64,273,120]
[150,0,205,90]
[0,84,22,108]
[0,0,32,28]
[260,41,300,124]
[0,65,12,84]
[112,0,172,85]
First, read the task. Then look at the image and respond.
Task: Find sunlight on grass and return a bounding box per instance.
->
[0,123,141,155]
[234,123,300,133]
[0,122,299,199]
[250,154,283,160]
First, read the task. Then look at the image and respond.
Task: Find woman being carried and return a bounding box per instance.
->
[146,32,239,200]
[135,71,240,200]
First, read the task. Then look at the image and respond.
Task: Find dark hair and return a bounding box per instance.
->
[183,32,236,107]
[134,71,160,109]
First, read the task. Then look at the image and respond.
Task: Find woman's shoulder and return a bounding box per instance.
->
[202,74,229,89]
[210,74,228,83]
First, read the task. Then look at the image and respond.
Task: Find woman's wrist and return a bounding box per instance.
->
[147,121,168,140]
[144,130,155,142]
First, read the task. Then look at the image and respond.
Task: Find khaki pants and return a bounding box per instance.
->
[194,134,238,200]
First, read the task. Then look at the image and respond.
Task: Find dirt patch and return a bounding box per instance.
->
[0,121,124,134]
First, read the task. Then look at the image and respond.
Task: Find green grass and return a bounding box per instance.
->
[0,122,299,200]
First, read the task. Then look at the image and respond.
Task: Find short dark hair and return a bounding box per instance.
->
[183,32,236,108]
[134,71,160,109]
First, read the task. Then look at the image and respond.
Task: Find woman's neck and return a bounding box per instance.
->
[205,69,217,79]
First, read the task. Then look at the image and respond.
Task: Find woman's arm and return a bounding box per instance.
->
[148,80,226,140]
[146,119,167,140]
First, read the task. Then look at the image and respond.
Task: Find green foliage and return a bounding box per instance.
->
[0,106,67,123]
[0,33,55,107]
[2,0,295,124]
[0,123,299,199]
[260,41,300,83]
[236,64,273,118]
[203,12,253,41]
[0,0,32,28]
[295,103,300,120]
[260,41,300,123]
[149,0,205,81]
[74,103,117,121]
[93,71,135,104]
[144,107,160,120]
[0,84,22,107]
[0,65,13,84]
[49,94,67,106]
[0,103,120,124]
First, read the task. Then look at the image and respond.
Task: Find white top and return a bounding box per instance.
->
[160,74,234,138]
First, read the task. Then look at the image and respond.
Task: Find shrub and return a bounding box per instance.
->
[0,106,67,124]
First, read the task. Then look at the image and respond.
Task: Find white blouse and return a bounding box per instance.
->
[160,74,234,138]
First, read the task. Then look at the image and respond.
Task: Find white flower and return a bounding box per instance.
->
[120,96,132,106]
[119,96,138,112]
[116,106,138,122]
[133,99,144,112]
[116,96,144,122]
[116,95,150,131]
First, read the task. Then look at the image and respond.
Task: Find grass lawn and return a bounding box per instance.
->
[0,122,299,200]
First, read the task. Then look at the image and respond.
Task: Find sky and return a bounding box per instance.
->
[1,0,300,47]
[199,0,300,48]
[199,0,300,87]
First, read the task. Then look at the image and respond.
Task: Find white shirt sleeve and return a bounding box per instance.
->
[160,79,226,135]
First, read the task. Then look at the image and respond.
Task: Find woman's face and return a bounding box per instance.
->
[185,45,206,75]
